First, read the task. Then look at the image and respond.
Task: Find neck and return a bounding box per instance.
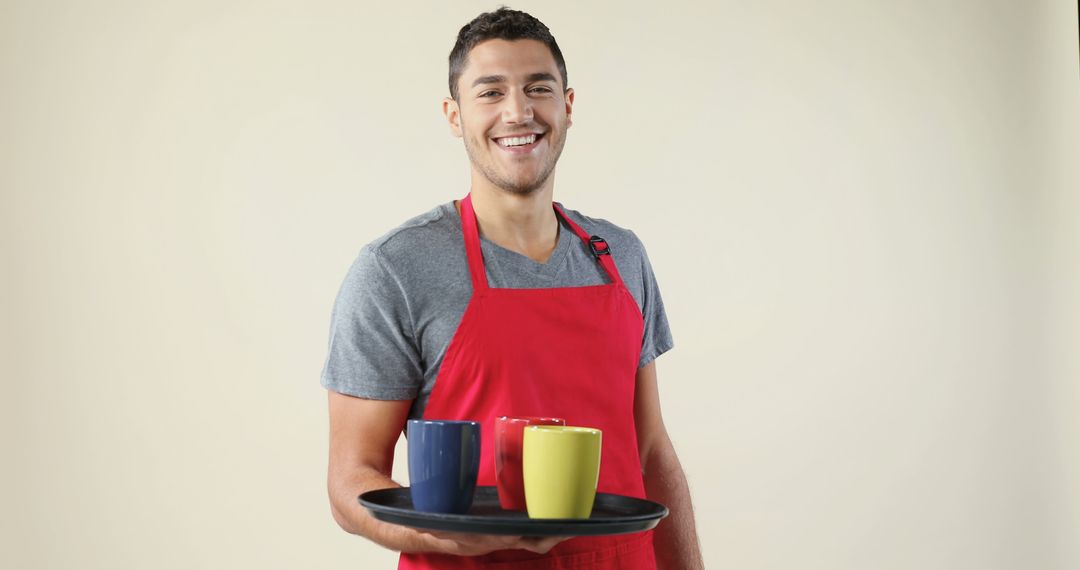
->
[458,181,560,264]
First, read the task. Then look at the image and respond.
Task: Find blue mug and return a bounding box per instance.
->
[407,419,481,514]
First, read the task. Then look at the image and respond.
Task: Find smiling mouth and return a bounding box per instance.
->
[494,132,544,146]
[492,132,545,153]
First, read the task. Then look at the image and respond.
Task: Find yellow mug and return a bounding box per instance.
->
[522,426,602,519]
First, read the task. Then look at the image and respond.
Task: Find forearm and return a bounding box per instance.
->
[328,464,440,554]
[643,437,704,570]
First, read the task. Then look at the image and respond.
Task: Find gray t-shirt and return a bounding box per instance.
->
[320,201,673,420]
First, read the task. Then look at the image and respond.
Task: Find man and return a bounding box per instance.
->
[323,8,703,569]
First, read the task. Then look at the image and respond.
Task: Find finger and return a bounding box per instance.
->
[519,535,570,554]
[423,535,465,555]
[417,529,478,542]
[419,531,525,556]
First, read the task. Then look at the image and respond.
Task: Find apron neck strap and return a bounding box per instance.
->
[551,203,627,289]
[459,194,628,291]
[459,194,489,292]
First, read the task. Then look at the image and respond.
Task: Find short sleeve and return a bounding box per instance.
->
[631,231,674,368]
[320,246,424,400]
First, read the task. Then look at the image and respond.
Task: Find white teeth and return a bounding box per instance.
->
[498,134,537,147]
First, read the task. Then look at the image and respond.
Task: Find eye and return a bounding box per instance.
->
[529,87,553,94]
[479,90,501,98]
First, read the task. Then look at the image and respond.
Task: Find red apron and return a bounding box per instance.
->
[399,194,656,570]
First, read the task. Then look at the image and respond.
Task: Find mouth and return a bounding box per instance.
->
[491,132,545,155]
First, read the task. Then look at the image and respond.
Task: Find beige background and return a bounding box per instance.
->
[3,0,1078,568]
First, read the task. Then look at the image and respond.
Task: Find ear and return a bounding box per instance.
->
[443,97,463,138]
[564,87,574,128]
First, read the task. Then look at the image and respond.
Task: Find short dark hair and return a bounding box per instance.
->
[448,7,568,101]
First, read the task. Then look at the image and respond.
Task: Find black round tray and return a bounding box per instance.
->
[358,486,668,537]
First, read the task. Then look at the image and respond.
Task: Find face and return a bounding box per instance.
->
[444,39,574,196]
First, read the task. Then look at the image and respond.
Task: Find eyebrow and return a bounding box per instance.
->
[471,72,559,89]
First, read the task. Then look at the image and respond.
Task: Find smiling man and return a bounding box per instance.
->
[323,8,703,569]
[452,40,568,198]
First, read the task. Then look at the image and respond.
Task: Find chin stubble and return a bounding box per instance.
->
[464,128,566,195]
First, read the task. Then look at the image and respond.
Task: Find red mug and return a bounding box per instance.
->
[494,416,566,510]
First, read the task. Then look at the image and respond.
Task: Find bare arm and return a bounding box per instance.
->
[634,362,705,570]
[326,391,563,556]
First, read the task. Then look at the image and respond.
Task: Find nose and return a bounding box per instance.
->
[501,89,533,124]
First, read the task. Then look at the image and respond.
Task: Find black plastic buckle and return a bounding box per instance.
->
[589,235,611,257]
